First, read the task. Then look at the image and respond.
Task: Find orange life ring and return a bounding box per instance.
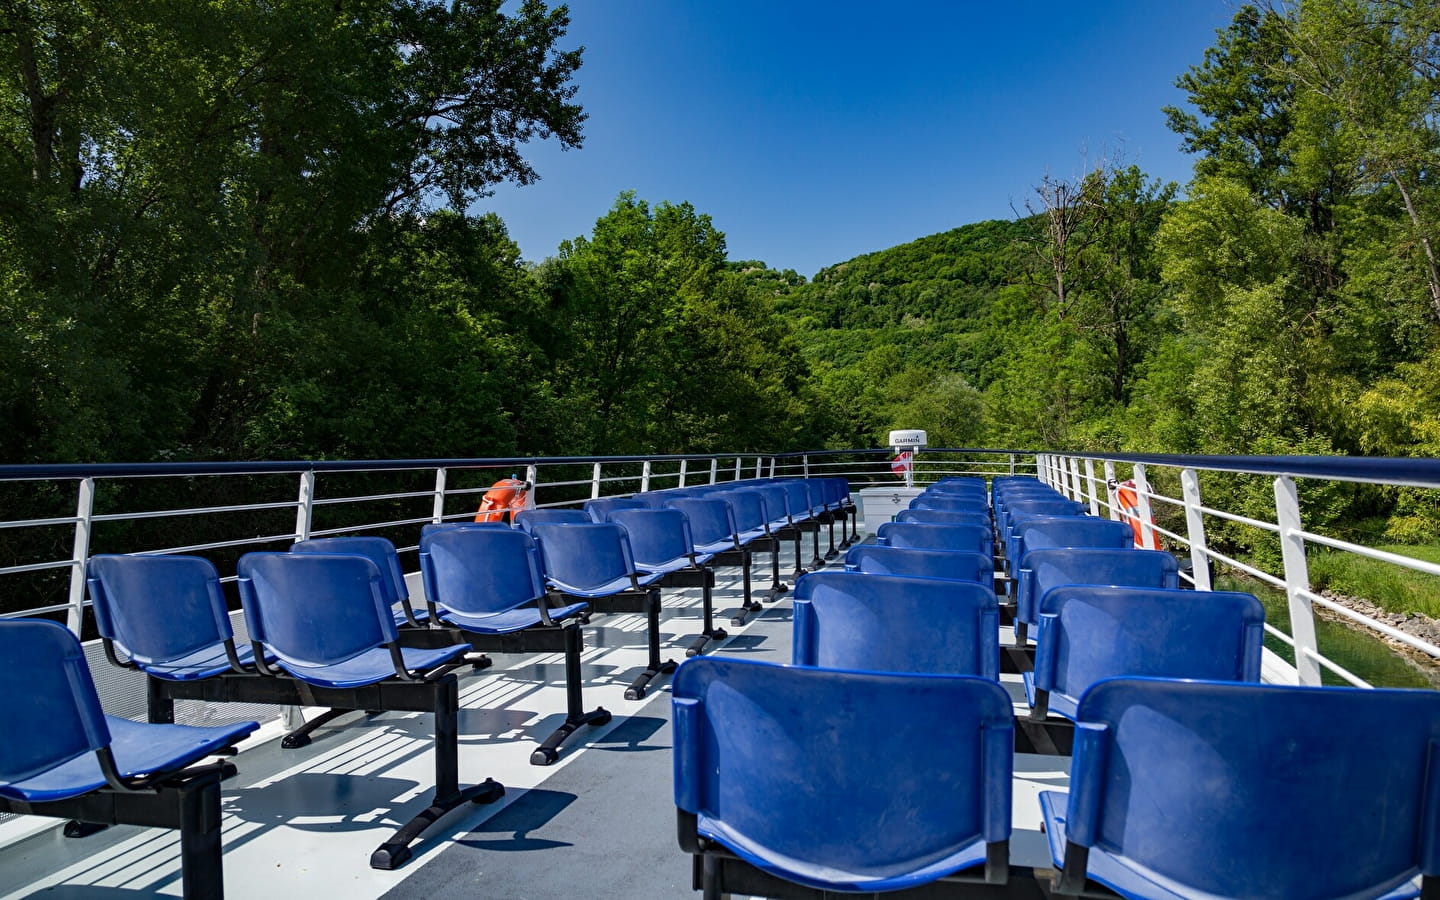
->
[1114,479,1157,549]
[475,477,530,523]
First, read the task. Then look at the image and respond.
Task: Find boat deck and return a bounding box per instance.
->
[0,521,1064,899]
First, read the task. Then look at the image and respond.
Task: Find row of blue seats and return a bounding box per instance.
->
[0,478,860,888]
[674,560,1440,898]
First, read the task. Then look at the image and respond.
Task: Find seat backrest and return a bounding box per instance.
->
[607,508,694,566]
[707,489,767,534]
[673,656,1012,894]
[843,545,991,586]
[582,496,647,523]
[876,522,991,557]
[896,508,991,527]
[1016,516,1133,555]
[514,508,592,534]
[793,571,999,678]
[750,483,794,525]
[531,522,636,592]
[777,480,815,519]
[1067,678,1440,897]
[910,495,989,514]
[997,497,1083,530]
[87,554,234,666]
[662,497,737,547]
[923,483,987,499]
[1016,548,1178,626]
[1034,586,1264,700]
[419,526,546,615]
[291,536,408,606]
[237,552,396,668]
[420,521,509,539]
[0,619,110,789]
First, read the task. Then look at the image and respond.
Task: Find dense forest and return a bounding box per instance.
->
[4,1,1440,545]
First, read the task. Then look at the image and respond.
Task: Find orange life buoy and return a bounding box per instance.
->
[475,477,530,523]
[1114,479,1158,549]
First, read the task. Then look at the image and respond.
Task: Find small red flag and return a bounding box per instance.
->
[891,451,913,478]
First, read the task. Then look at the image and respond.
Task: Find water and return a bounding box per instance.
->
[1215,575,1432,689]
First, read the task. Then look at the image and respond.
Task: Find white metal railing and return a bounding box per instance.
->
[1037,451,1440,688]
[8,447,1438,693]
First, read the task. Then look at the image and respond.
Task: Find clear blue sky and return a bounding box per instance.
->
[477,1,1239,278]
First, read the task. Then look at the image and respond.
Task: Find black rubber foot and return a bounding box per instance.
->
[531,747,559,766]
[370,845,412,870]
[661,659,678,673]
[624,686,645,701]
[729,616,746,627]
[473,779,505,804]
[281,732,311,750]
[589,708,612,727]
[470,654,493,671]
[64,821,109,838]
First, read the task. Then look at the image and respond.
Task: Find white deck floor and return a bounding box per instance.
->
[0,520,1066,899]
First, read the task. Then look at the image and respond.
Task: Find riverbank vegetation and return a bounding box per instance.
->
[4,2,1440,580]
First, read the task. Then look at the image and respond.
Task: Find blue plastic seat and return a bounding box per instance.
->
[1014,515,1133,558]
[844,544,992,586]
[876,521,994,561]
[663,495,765,627]
[419,526,609,764]
[674,656,1013,893]
[237,551,505,865]
[911,495,991,515]
[530,522,676,699]
[237,552,470,688]
[776,479,827,571]
[793,571,999,679]
[1003,513,1131,576]
[513,508,591,534]
[1026,585,1264,721]
[582,496,647,523]
[419,527,588,634]
[709,488,788,618]
[751,481,810,581]
[1014,547,1178,645]
[897,507,992,527]
[87,553,260,681]
[0,618,257,898]
[1042,677,1440,898]
[291,536,427,626]
[608,507,726,655]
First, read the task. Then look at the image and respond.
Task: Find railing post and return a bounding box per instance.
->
[802,455,810,478]
[1275,475,1322,685]
[678,459,688,488]
[1083,459,1099,516]
[524,464,538,509]
[769,458,777,478]
[295,471,315,542]
[1009,453,1016,476]
[733,458,741,481]
[1180,468,1212,591]
[432,467,448,523]
[754,457,762,479]
[1131,464,1158,550]
[1068,457,1084,503]
[640,460,652,493]
[591,462,603,499]
[1103,461,1119,521]
[710,458,718,484]
[65,477,96,634]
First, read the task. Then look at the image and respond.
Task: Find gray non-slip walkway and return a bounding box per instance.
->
[382,604,795,899]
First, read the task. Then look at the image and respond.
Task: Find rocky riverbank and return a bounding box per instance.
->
[1314,589,1440,686]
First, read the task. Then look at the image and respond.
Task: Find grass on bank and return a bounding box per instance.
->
[1308,544,1440,619]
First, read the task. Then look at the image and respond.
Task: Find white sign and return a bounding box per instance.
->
[887,429,928,449]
